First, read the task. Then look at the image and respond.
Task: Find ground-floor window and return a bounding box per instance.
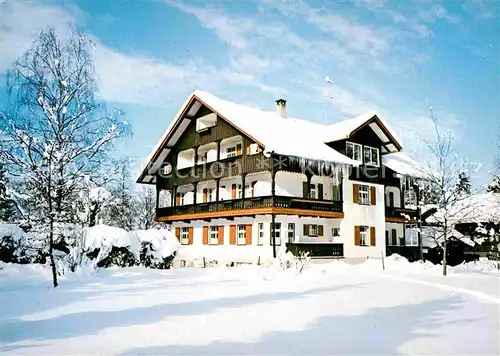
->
[257,223,264,245]
[332,227,340,237]
[209,226,219,245]
[304,224,324,237]
[391,229,397,246]
[359,226,369,246]
[180,227,189,244]
[271,222,281,245]
[237,224,246,245]
[287,223,295,243]
[405,224,419,246]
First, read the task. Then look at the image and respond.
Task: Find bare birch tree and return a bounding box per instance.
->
[418,105,477,276]
[0,28,129,287]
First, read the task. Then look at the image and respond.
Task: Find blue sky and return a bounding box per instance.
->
[1,0,499,184]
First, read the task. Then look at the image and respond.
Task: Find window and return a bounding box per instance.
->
[391,229,397,246]
[226,146,236,158]
[237,225,246,245]
[387,191,395,207]
[207,188,214,202]
[236,184,249,199]
[310,184,316,199]
[331,184,341,201]
[359,185,370,205]
[332,227,340,237]
[359,226,369,246]
[288,223,295,243]
[179,192,185,205]
[346,142,362,162]
[304,224,323,237]
[180,227,189,244]
[271,222,281,245]
[405,224,419,246]
[209,226,219,244]
[257,223,264,245]
[198,152,207,164]
[364,146,379,166]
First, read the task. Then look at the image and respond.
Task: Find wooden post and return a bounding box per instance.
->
[381,250,385,271]
[216,140,221,161]
[241,173,246,201]
[171,186,176,207]
[193,183,197,206]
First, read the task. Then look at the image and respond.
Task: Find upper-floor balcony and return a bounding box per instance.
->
[385,185,419,221]
[156,170,344,222]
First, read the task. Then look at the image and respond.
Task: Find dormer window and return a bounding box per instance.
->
[346,142,362,162]
[364,145,379,166]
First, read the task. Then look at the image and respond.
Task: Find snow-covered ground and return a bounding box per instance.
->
[1,257,499,355]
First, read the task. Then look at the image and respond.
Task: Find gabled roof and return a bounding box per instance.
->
[324,111,403,153]
[137,90,405,184]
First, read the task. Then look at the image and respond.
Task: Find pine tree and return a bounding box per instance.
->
[487,175,500,193]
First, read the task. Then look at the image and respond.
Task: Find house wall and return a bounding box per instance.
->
[340,178,386,258]
[172,215,343,266]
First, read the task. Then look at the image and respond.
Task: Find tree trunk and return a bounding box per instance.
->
[442,227,447,276]
[49,217,58,287]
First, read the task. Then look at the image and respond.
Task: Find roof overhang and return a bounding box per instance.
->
[328,114,403,154]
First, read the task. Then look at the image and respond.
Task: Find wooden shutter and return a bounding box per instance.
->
[370,186,376,205]
[231,184,237,199]
[245,224,252,245]
[202,226,208,245]
[218,226,224,245]
[318,184,323,200]
[188,227,193,245]
[303,181,308,198]
[175,227,180,241]
[202,188,208,203]
[318,225,324,236]
[353,184,359,204]
[354,226,360,246]
[229,225,236,245]
[175,193,181,206]
[370,227,376,246]
[303,224,309,236]
[236,144,242,155]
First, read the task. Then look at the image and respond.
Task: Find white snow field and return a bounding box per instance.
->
[1,257,499,355]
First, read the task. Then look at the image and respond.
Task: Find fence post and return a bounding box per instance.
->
[381,251,385,271]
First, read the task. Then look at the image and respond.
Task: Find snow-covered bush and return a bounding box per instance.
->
[96,246,137,268]
[277,248,311,274]
[0,223,47,264]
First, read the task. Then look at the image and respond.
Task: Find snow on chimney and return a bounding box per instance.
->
[275,99,287,118]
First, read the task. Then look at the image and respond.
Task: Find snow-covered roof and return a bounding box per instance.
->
[137,90,405,183]
[382,152,428,179]
[324,111,403,151]
[426,192,500,226]
[194,90,358,165]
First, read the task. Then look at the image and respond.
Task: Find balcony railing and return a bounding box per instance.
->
[286,242,344,257]
[157,196,343,218]
[385,206,419,220]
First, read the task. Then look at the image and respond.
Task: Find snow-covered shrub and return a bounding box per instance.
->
[277,249,311,274]
[140,241,156,268]
[96,246,137,268]
[0,223,47,264]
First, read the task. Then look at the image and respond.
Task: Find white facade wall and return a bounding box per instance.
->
[340,179,386,258]
[172,215,343,266]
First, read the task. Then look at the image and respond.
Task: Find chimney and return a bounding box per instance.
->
[275,99,287,118]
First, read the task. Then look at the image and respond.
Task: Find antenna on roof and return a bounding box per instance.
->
[324,76,334,125]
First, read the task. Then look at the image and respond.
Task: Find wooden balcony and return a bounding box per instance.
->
[286,242,344,258]
[157,196,343,222]
[385,206,419,222]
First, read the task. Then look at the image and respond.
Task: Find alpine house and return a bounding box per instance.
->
[137,90,425,265]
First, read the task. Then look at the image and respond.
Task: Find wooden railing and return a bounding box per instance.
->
[157,196,343,218]
[385,206,419,219]
[286,242,344,257]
